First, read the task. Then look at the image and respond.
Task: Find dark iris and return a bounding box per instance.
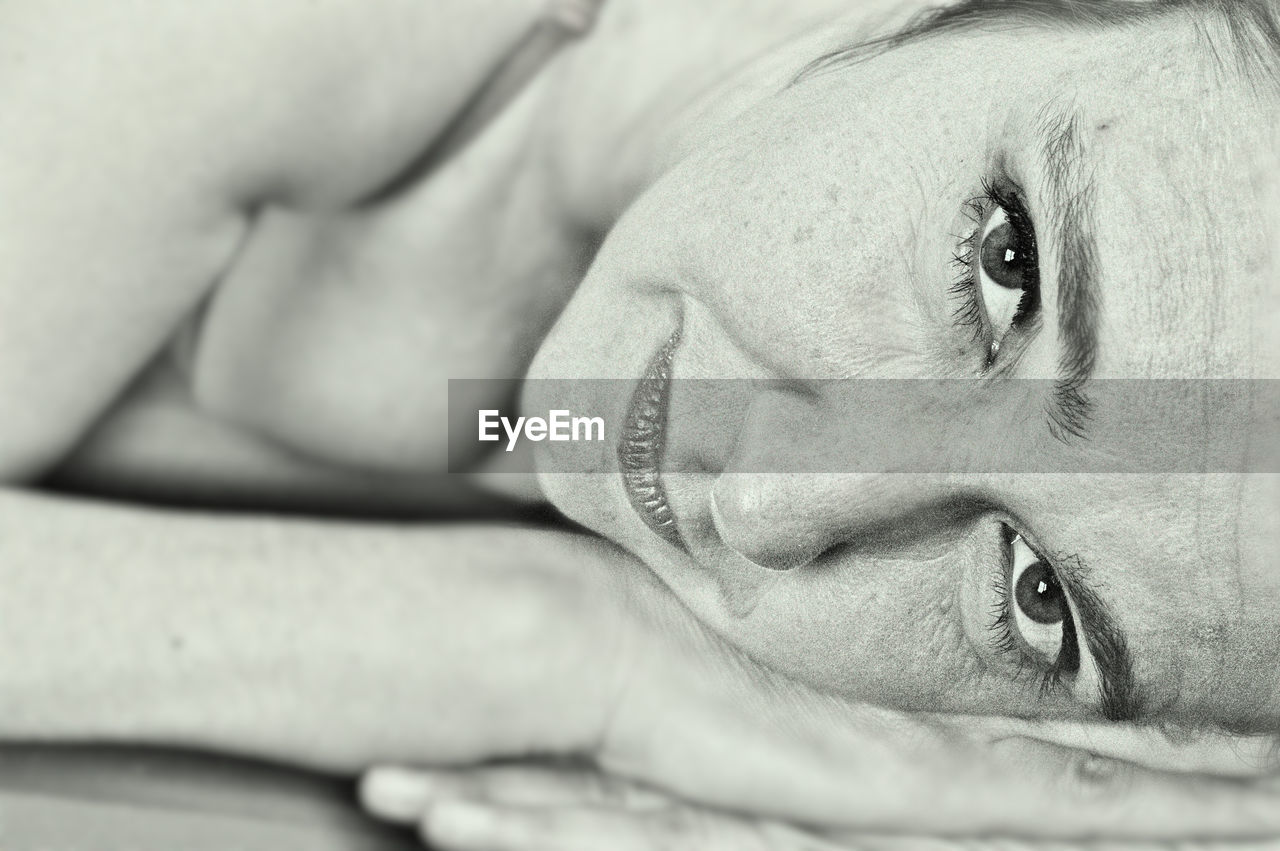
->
[980,220,1035,290]
[1015,562,1066,625]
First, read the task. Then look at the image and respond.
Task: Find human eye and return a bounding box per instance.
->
[989,523,1081,697]
[950,179,1043,368]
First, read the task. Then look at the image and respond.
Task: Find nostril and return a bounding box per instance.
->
[709,478,825,571]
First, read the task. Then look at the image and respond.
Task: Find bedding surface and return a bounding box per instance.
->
[0,745,417,850]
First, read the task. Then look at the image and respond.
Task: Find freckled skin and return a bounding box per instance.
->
[532,15,1280,725]
[2,0,1273,733]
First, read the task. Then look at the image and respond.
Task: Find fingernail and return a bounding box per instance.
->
[361,768,436,819]
[426,800,497,846]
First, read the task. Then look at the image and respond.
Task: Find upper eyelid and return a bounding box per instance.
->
[999,515,1057,579]
[983,177,1037,230]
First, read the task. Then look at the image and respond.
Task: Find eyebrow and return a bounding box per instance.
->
[1055,552,1143,722]
[1031,114,1147,721]
[1033,105,1101,442]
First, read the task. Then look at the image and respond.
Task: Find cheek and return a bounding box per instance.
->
[647,112,942,380]
[709,537,993,710]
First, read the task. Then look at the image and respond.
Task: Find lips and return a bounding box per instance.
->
[618,324,687,551]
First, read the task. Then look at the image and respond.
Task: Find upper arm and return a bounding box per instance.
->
[0,0,549,482]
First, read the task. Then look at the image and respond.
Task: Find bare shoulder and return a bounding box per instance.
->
[0,0,561,483]
[0,0,572,209]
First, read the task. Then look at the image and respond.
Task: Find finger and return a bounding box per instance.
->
[847,836,1280,851]
[420,800,805,851]
[603,665,1280,841]
[959,733,1280,840]
[360,765,671,823]
[946,714,1280,778]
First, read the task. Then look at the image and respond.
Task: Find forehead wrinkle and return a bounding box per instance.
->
[1115,476,1263,727]
[1100,91,1267,377]
[1127,146,1214,348]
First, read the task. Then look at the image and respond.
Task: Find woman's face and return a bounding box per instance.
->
[529,15,1279,727]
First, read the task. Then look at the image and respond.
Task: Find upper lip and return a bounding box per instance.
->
[618,321,688,551]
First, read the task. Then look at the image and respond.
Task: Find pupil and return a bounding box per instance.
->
[1015,562,1065,625]
[981,221,1026,290]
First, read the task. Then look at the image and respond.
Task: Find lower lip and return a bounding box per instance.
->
[618,324,687,551]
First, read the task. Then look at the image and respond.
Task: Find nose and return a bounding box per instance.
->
[706,382,996,570]
[710,472,974,570]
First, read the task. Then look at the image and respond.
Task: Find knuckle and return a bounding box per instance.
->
[1063,749,1134,802]
[451,772,490,798]
[1015,737,1136,810]
[439,769,502,802]
[989,735,1135,820]
[759,821,857,851]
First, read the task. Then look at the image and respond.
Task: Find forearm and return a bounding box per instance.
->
[0,488,623,772]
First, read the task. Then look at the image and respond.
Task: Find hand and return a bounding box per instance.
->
[360,762,843,850]
[360,763,1280,851]
[345,541,1280,843]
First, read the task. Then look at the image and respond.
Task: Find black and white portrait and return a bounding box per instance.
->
[1,1,1278,848]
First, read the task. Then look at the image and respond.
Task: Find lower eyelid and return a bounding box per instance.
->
[947,244,988,348]
[949,194,1002,357]
[1061,595,1099,704]
[958,519,1019,671]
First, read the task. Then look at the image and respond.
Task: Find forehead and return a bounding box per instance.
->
[978,29,1278,722]
[949,17,1280,378]
[810,22,1279,722]
[1061,96,1273,378]
[1007,472,1278,726]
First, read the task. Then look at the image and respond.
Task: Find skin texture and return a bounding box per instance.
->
[529,12,1280,728]
[361,761,1280,851]
[1,0,1277,847]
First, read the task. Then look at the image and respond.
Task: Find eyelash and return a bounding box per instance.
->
[987,573,1069,699]
[986,534,1079,700]
[949,196,989,336]
[948,179,1041,367]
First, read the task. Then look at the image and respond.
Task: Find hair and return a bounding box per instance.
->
[798,0,1280,93]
